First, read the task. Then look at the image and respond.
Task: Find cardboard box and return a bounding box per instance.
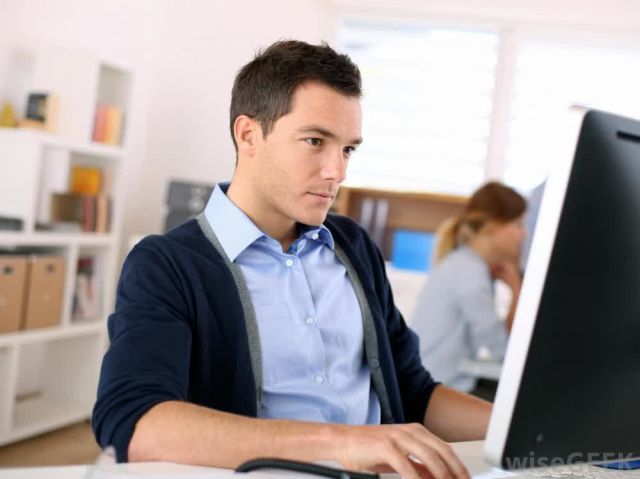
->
[0,256,28,333]
[22,256,66,330]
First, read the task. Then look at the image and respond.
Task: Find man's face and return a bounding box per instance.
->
[250,82,362,226]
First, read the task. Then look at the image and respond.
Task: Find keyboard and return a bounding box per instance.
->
[512,465,640,479]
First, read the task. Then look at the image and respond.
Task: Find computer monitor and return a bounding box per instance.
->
[485,107,640,470]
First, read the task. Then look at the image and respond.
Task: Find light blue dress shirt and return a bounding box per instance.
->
[204,184,381,424]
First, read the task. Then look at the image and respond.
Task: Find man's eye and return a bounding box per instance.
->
[343,146,356,157]
[306,138,322,146]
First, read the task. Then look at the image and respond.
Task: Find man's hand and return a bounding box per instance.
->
[332,422,470,479]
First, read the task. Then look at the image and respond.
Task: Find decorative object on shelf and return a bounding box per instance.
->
[72,256,101,321]
[17,92,60,132]
[21,255,66,330]
[0,102,17,128]
[92,103,124,145]
[0,255,29,333]
[0,215,23,231]
[70,166,102,195]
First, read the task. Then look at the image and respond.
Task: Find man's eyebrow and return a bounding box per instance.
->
[296,126,363,145]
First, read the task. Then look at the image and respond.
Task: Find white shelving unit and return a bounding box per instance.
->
[0,48,131,446]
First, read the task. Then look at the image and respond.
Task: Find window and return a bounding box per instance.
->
[338,20,499,195]
[339,19,640,196]
[504,41,640,192]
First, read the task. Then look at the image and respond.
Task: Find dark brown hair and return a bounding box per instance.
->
[434,182,527,263]
[229,40,362,152]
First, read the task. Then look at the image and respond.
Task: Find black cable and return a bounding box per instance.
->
[235,458,380,479]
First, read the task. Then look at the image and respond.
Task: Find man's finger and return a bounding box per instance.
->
[393,432,453,479]
[405,426,470,479]
[385,448,423,479]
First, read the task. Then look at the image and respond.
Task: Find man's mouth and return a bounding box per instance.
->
[308,192,335,200]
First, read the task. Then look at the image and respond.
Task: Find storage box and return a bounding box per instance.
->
[22,256,66,330]
[0,256,28,333]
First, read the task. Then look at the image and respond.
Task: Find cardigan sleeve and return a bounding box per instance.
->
[373,243,441,423]
[91,238,193,462]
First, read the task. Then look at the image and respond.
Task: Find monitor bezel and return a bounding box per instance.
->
[484,105,590,467]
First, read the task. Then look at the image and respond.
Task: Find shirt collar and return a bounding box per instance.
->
[204,183,265,261]
[203,183,335,261]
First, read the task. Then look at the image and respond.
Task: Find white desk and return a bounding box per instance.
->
[0,441,497,479]
[458,359,503,382]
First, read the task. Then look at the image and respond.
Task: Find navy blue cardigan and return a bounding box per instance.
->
[92,214,438,462]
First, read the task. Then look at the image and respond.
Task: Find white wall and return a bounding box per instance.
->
[140,0,332,237]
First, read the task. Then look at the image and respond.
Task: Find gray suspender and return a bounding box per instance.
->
[333,245,394,423]
[197,213,263,410]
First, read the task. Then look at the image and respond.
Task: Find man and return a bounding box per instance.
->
[93,40,491,479]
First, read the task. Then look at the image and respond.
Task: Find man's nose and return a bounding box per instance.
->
[321,150,347,183]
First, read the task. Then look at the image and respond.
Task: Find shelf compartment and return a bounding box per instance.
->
[9,332,103,442]
[0,346,17,435]
[72,246,113,324]
[93,63,132,147]
[35,146,119,235]
[3,395,92,447]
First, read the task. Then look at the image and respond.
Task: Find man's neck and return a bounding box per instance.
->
[226,179,297,253]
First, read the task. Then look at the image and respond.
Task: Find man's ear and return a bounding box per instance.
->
[234,115,258,157]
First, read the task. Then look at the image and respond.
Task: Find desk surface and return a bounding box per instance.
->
[0,441,496,479]
[458,358,503,381]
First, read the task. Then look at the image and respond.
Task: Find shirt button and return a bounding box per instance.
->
[311,233,319,240]
[305,316,315,326]
[314,375,325,384]
[285,258,294,267]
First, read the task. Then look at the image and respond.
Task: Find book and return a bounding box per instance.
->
[50,192,83,225]
[82,195,97,232]
[72,256,100,321]
[93,103,124,145]
[104,105,123,145]
[95,195,111,233]
[49,192,108,232]
[70,166,102,195]
[92,104,108,143]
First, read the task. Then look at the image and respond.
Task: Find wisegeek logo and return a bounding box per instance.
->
[504,452,636,471]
